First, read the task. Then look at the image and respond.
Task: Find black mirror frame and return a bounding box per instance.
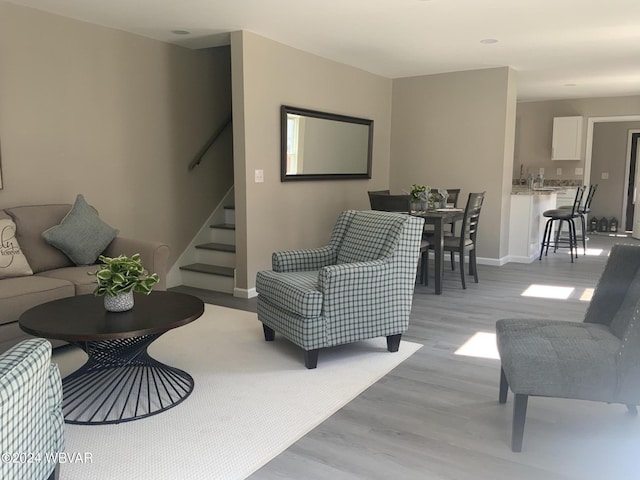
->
[280,105,373,181]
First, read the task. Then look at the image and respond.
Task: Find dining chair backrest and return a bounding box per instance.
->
[433,188,461,208]
[367,190,390,208]
[369,193,412,214]
[460,192,486,244]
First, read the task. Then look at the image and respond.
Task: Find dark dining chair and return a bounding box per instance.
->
[369,193,430,285]
[367,190,390,207]
[422,188,462,268]
[428,191,485,289]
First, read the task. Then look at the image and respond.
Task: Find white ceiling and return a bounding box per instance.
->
[7,0,640,101]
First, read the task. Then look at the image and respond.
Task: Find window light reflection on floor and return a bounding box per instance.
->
[454,332,499,360]
[580,288,595,302]
[521,284,575,300]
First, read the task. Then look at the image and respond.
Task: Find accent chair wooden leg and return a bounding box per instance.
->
[512,394,529,452]
[47,462,60,480]
[387,334,402,352]
[451,251,455,271]
[499,366,508,404]
[627,404,638,416]
[304,349,319,369]
[263,324,275,341]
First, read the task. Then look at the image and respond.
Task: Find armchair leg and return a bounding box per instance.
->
[48,462,60,480]
[263,324,275,341]
[304,349,319,369]
[387,334,402,352]
[512,394,528,452]
[499,366,508,404]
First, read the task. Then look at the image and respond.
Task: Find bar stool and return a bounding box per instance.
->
[557,184,598,255]
[539,186,586,263]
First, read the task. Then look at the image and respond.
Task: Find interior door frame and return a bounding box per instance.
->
[584,115,640,225]
[623,130,640,231]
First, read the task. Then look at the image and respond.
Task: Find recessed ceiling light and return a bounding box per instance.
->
[171,30,191,35]
[480,38,498,44]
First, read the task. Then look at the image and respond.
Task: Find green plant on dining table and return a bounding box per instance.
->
[90,253,159,297]
[410,184,431,201]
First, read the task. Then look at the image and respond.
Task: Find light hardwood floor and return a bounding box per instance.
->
[172,234,640,480]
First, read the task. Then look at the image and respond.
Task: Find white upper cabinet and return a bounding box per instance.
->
[552,116,584,160]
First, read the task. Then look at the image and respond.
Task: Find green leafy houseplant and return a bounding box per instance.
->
[90,253,159,297]
[410,184,429,201]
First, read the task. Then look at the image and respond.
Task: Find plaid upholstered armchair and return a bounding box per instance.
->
[0,339,64,480]
[256,210,425,368]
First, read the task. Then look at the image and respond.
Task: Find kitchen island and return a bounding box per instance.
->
[507,187,561,263]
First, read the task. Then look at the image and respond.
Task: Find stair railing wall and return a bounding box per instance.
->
[188,115,232,171]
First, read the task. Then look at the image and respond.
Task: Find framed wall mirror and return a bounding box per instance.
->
[281,105,373,181]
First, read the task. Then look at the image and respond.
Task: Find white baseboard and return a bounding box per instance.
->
[475,256,510,266]
[502,254,536,264]
[234,287,257,299]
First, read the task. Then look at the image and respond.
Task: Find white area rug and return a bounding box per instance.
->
[54,304,421,480]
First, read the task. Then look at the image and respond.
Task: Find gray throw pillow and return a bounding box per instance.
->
[42,194,119,266]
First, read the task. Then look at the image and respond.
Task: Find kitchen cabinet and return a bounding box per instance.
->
[552,116,583,160]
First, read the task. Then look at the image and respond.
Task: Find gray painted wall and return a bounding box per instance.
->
[0,2,234,267]
[515,96,640,182]
[389,67,518,261]
[231,31,393,291]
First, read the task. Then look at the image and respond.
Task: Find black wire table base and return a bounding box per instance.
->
[62,334,194,425]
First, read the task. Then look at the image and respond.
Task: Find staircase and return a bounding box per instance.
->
[179,203,236,294]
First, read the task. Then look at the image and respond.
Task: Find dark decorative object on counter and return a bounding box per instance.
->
[609,218,618,233]
[589,217,599,233]
[598,217,609,233]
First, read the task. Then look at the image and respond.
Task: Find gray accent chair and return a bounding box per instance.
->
[0,339,64,480]
[256,210,425,368]
[496,244,640,452]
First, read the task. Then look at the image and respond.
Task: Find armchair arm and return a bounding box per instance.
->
[272,245,336,272]
[0,339,63,479]
[319,258,411,319]
[103,236,170,290]
[317,258,412,344]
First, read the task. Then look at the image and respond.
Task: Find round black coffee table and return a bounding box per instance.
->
[19,291,204,425]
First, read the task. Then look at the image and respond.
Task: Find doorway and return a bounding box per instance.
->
[585,116,640,232]
[625,131,640,231]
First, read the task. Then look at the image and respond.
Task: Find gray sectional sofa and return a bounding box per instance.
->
[0,203,169,353]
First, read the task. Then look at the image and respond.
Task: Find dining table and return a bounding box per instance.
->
[413,208,465,294]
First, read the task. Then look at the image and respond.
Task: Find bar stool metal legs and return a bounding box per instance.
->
[539,217,578,262]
